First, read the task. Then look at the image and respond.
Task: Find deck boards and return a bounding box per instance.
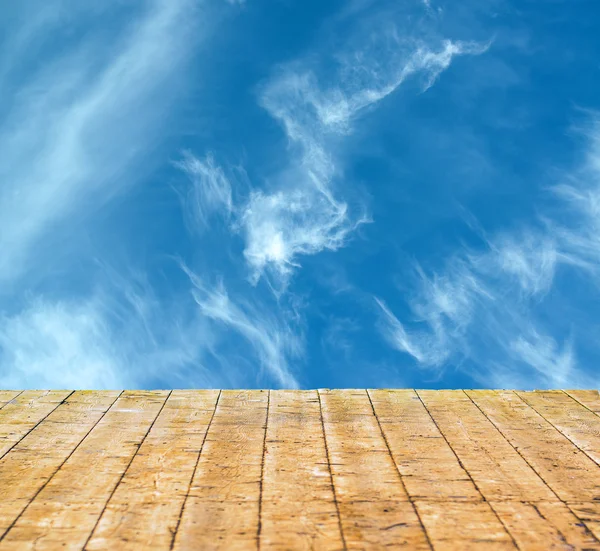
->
[0,389,599,550]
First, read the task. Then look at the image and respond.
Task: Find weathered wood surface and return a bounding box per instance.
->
[0,389,598,550]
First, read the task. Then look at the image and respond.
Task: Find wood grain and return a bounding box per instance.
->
[517,390,600,465]
[418,390,555,501]
[0,391,20,410]
[0,391,120,539]
[1,389,599,550]
[466,390,600,503]
[414,501,516,550]
[370,390,479,501]
[320,390,430,550]
[85,390,220,551]
[568,503,600,541]
[0,390,168,550]
[370,390,514,549]
[0,390,72,459]
[260,390,343,551]
[490,501,599,550]
[172,390,268,551]
[565,389,600,414]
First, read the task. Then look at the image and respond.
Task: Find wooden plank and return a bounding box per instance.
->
[0,391,21,410]
[414,501,516,550]
[467,390,600,503]
[85,390,220,551]
[565,390,600,414]
[260,390,343,551]
[417,390,555,501]
[0,390,72,458]
[568,503,600,542]
[0,391,120,539]
[369,390,480,501]
[320,390,430,550]
[172,390,268,551]
[0,391,168,550]
[490,501,600,550]
[1,388,599,549]
[369,390,515,549]
[517,390,600,466]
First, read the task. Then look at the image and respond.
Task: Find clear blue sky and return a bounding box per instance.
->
[1,0,599,389]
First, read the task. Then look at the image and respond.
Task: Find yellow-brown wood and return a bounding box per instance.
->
[319,390,430,550]
[0,391,20,410]
[0,391,120,538]
[369,390,479,501]
[0,390,72,459]
[0,391,168,550]
[466,390,600,503]
[1,389,600,550]
[85,390,220,551]
[172,390,268,551]
[517,390,600,465]
[417,390,554,501]
[490,501,599,549]
[569,503,600,541]
[369,390,514,548]
[414,501,516,550]
[260,390,343,550]
[566,389,600,414]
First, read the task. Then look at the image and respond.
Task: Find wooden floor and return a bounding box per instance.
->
[0,391,599,550]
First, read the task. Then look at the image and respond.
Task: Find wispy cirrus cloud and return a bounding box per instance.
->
[179,20,488,290]
[374,248,583,388]
[0,0,200,286]
[177,152,233,231]
[245,34,487,288]
[375,113,600,389]
[184,267,302,387]
[552,116,600,274]
[0,275,222,390]
[170,5,490,388]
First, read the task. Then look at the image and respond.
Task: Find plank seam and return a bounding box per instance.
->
[563,390,600,419]
[318,390,348,551]
[82,391,173,551]
[366,390,434,551]
[0,391,23,411]
[530,502,572,548]
[415,390,521,550]
[463,390,600,546]
[0,391,123,543]
[0,390,75,462]
[256,390,270,551]
[515,391,600,468]
[169,389,222,551]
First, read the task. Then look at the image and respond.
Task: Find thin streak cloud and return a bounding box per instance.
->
[0,0,198,285]
[375,114,600,388]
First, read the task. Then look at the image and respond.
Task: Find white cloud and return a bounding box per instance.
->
[375,254,583,387]
[509,331,575,387]
[184,267,302,387]
[375,297,449,366]
[177,152,233,230]
[0,281,222,390]
[374,230,591,386]
[241,187,354,284]
[478,232,559,296]
[375,114,600,388]
[0,299,126,389]
[238,30,486,288]
[375,256,492,370]
[0,0,198,284]
[552,115,600,273]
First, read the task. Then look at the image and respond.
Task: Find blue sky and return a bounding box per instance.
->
[1,0,599,390]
